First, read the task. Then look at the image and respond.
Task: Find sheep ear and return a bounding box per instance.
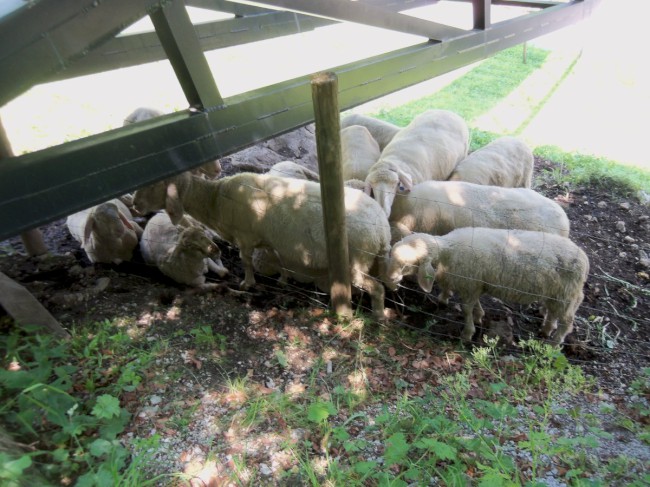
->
[82,214,95,248]
[417,259,436,293]
[397,170,413,192]
[117,210,135,231]
[165,182,184,225]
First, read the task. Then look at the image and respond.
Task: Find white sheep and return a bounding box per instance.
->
[123,107,222,179]
[133,172,391,319]
[389,180,570,243]
[340,113,400,150]
[448,136,534,188]
[266,160,320,181]
[364,109,469,216]
[385,228,589,344]
[140,212,228,287]
[341,125,381,181]
[66,199,143,264]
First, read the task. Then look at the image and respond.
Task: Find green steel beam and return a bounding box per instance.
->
[0,0,167,108]
[242,0,467,41]
[0,0,602,241]
[46,13,333,82]
[151,0,223,108]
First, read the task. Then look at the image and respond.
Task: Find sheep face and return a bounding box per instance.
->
[178,227,219,259]
[133,177,188,224]
[85,203,139,264]
[385,235,432,291]
[365,166,413,216]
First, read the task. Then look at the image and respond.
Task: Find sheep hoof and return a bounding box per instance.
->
[239,279,255,290]
[460,330,475,342]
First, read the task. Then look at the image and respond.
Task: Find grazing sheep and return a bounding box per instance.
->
[133,173,391,319]
[341,125,381,181]
[123,107,222,179]
[66,199,143,264]
[389,180,570,243]
[340,113,400,150]
[140,212,228,287]
[448,136,534,188]
[364,109,469,216]
[385,228,589,344]
[266,160,320,181]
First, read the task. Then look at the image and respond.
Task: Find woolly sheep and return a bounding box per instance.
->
[123,107,222,179]
[66,199,143,264]
[364,109,469,216]
[340,113,400,150]
[341,125,381,181]
[133,172,391,319]
[385,228,589,344]
[448,136,534,188]
[389,180,570,243]
[266,160,320,181]
[140,212,228,287]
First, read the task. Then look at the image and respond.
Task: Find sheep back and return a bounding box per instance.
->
[389,180,570,243]
[341,125,381,181]
[266,161,320,182]
[340,113,400,150]
[448,136,533,188]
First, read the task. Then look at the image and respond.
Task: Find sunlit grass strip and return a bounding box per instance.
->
[535,144,650,193]
[373,44,550,127]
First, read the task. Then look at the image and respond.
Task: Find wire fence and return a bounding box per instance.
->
[58,167,648,359]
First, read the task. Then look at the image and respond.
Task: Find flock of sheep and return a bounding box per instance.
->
[65,108,589,344]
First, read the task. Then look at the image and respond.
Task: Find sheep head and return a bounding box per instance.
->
[176,227,219,259]
[364,165,413,217]
[133,173,191,225]
[386,233,438,292]
[84,202,139,264]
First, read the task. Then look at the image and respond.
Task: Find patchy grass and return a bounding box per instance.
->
[2,318,649,486]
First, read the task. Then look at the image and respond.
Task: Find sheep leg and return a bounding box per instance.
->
[352,268,385,320]
[238,247,257,289]
[459,292,481,341]
[437,288,452,305]
[207,258,229,278]
[473,301,485,324]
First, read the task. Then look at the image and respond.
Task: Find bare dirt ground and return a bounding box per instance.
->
[1,128,649,483]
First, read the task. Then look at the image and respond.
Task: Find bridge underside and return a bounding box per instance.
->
[0,0,601,241]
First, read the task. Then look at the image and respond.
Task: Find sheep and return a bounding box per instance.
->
[133,172,392,319]
[66,199,143,264]
[364,109,470,216]
[385,228,589,344]
[448,136,534,188]
[341,125,381,181]
[123,107,222,179]
[340,113,400,150]
[140,212,228,287]
[389,180,570,243]
[266,160,320,181]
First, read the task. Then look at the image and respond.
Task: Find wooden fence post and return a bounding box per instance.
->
[311,71,353,319]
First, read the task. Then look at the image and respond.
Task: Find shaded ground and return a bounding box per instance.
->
[1,129,649,484]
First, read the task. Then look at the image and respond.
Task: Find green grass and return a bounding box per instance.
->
[374,44,549,127]
[370,44,650,195]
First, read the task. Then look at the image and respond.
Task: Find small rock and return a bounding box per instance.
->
[619,252,627,258]
[624,236,636,243]
[619,202,631,210]
[150,395,162,405]
[615,221,626,233]
[597,201,608,208]
[637,190,650,206]
[266,378,276,389]
[259,463,273,476]
[93,277,111,293]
